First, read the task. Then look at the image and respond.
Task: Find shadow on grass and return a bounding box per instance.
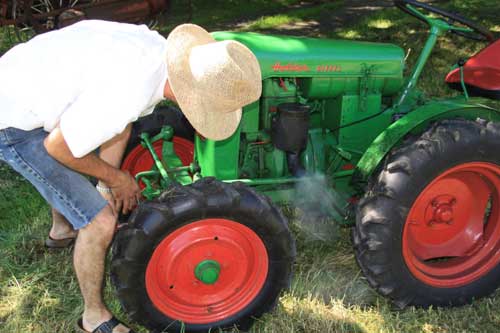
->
[254,299,367,333]
[249,213,372,332]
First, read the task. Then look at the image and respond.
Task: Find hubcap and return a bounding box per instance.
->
[195,260,221,285]
[403,162,500,288]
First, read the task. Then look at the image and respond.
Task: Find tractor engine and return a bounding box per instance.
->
[195,32,405,192]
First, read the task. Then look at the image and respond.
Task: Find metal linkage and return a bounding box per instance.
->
[136,126,195,200]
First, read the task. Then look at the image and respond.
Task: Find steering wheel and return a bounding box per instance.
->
[394,0,494,42]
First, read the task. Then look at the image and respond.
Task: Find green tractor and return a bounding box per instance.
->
[111,0,500,332]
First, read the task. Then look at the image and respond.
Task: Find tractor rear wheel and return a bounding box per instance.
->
[111,178,295,332]
[353,119,500,308]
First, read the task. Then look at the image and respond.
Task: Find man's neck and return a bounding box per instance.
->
[163,80,177,102]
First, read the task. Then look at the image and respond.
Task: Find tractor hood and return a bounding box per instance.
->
[212,31,405,81]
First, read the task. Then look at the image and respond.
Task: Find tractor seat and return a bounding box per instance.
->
[446,39,500,100]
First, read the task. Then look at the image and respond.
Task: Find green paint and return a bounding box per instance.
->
[137,126,194,198]
[396,24,442,106]
[395,3,476,106]
[460,66,470,100]
[140,132,169,181]
[196,126,241,180]
[195,260,221,285]
[212,31,405,89]
[161,139,192,186]
[355,99,500,182]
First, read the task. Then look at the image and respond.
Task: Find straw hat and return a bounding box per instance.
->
[165,24,262,141]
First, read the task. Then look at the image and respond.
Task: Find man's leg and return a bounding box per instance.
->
[75,205,131,333]
[49,208,77,240]
[0,127,134,332]
[98,124,132,215]
[99,123,131,168]
[75,124,134,333]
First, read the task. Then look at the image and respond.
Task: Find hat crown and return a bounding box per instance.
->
[189,40,262,113]
[166,23,262,141]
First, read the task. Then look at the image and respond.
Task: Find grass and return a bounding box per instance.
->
[2,0,500,332]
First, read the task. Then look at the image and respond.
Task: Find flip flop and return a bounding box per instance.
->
[76,317,136,333]
[44,236,76,249]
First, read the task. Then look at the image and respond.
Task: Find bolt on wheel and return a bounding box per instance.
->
[403,162,500,288]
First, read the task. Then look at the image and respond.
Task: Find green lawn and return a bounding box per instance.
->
[2,0,500,332]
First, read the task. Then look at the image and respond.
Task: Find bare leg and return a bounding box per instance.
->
[73,124,134,332]
[98,124,132,215]
[49,123,132,241]
[99,123,131,169]
[75,205,131,333]
[49,208,77,239]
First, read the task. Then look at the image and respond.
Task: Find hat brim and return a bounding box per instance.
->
[165,24,242,141]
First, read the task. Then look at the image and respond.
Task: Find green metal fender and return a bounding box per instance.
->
[355,97,500,182]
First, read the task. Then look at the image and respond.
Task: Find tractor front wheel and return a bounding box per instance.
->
[121,105,195,186]
[353,119,500,307]
[111,178,295,332]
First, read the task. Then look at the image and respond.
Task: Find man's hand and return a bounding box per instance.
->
[45,125,140,215]
[107,170,141,215]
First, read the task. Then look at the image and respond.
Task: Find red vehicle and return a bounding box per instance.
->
[0,0,169,41]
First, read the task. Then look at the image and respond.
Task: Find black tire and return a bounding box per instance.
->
[111,178,296,332]
[125,104,195,156]
[353,118,500,308]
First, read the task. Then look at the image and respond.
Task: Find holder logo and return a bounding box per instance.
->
[272,62,310,72]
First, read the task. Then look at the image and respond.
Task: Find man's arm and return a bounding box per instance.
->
[44,126,140,214]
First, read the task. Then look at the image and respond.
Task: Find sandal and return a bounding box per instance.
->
[76,317,136,333]
[44,235,76,249]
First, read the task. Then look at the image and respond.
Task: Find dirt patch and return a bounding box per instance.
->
[231,0,395,36]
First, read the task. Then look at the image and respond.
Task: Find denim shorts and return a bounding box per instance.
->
[0,127,107,230]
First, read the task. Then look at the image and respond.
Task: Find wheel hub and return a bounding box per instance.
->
[195,260,221,285]
[427,196,456,225]
[435,205,453,223]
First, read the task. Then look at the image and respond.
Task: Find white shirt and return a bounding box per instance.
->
[0,20,168,158]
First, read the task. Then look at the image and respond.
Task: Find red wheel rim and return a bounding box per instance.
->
[403,162,500,287]
[121,136,194,189]
[145,219,269,324]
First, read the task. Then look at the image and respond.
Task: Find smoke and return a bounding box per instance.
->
[293,173,345,243]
